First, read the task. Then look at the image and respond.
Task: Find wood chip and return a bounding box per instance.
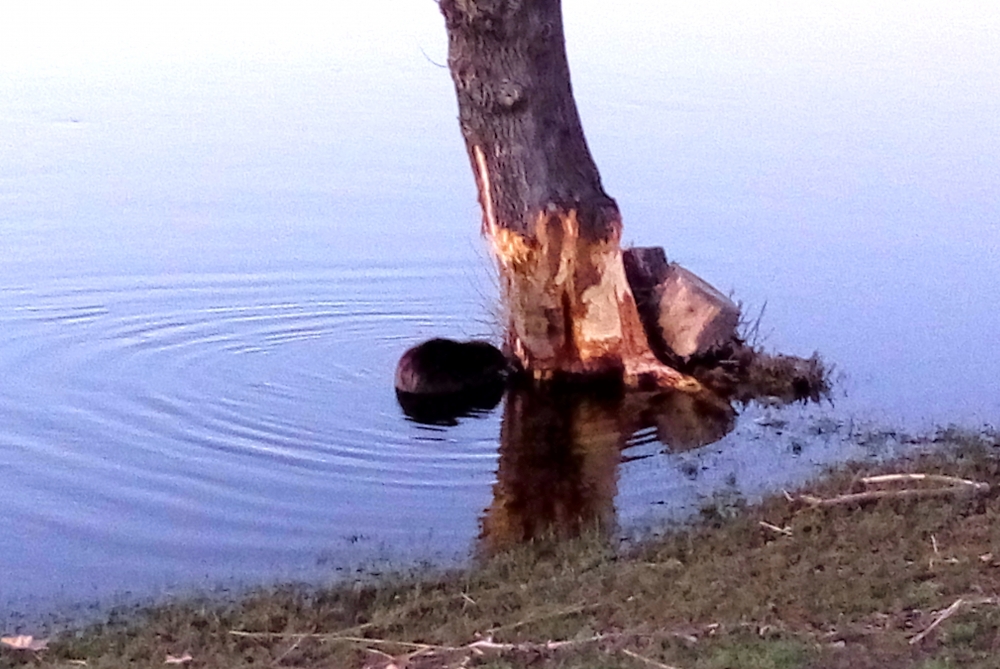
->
[165,652,194,664]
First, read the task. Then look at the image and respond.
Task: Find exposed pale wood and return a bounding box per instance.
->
[759,521,793,536]
[796,471,991,508]
[797,486,988,508]
[862,473,990,491]
[655,264,739,358]
[481,204,692,388]
[441,1,694,390]
[624,247,739,360]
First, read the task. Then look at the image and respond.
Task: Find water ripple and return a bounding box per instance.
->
[0,266,502,615]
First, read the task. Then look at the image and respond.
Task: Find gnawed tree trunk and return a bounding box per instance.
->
[440,0,697,390]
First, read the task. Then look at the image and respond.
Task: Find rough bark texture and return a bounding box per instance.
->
[440,0,695,390]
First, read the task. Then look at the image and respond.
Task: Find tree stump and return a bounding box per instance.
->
[624,247,740,362]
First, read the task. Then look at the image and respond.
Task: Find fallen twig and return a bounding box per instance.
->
[793,471,991,508]
[229,630,442,651]
[361,633,614,667]
[798,484,989,508]
[467,633,610,652]
[907,595,1000,645]
[270,634,305,667]
[759,521,792,536]
[231,628,611,655]
[909,598,965,645]
[862,473,990,491]
[487,602,598,633]
[622,648,685,669]
[363,648,394,660]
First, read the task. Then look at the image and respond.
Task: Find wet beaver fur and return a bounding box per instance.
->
[395,338,508,395]
[395,338,509,424]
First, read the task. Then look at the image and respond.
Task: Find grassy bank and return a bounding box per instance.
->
[4,429,1000,669]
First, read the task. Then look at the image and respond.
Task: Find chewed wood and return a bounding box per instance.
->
[441,0,696,390]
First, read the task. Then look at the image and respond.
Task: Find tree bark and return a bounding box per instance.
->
[440,0,697,390]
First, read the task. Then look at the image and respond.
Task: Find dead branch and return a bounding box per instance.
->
[487,602,599,633]
[467,633,611,652]
[270,633,305,667]
[759,521,793,536]
[229,630,442,651]
[231,628,612,659]
[862,473,990,491]
[621,648,685,669]
[796,471,990,508]
[909,598,965,645]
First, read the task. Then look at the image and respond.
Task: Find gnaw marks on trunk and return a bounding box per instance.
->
[441,0,697,391]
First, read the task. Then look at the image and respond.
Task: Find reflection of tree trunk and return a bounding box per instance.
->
[621,390,736,453]
[480,386,622,555]
[440,0,695,390]
[479,386,737,555]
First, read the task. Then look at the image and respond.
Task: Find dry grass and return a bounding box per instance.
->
[3,430,1000,669]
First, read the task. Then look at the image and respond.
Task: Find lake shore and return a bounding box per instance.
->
[4,427,999,669]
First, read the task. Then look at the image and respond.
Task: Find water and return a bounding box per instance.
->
[2,2,998,623]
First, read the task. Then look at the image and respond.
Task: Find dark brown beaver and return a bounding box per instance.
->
[394,338,509,425]
[394,338,508,395]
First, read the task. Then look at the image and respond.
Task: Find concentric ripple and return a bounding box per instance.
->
[0,266,502,616]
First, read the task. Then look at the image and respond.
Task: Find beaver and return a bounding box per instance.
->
[394,338,509,395]
[394,338,510,424]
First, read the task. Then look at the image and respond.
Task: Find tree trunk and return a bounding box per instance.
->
[479,386,621,554]
[440,0,697,390]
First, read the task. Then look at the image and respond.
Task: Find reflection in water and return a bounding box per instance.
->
[396,383,505,426]
[479,385,736,555]
[621,389,735,454]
